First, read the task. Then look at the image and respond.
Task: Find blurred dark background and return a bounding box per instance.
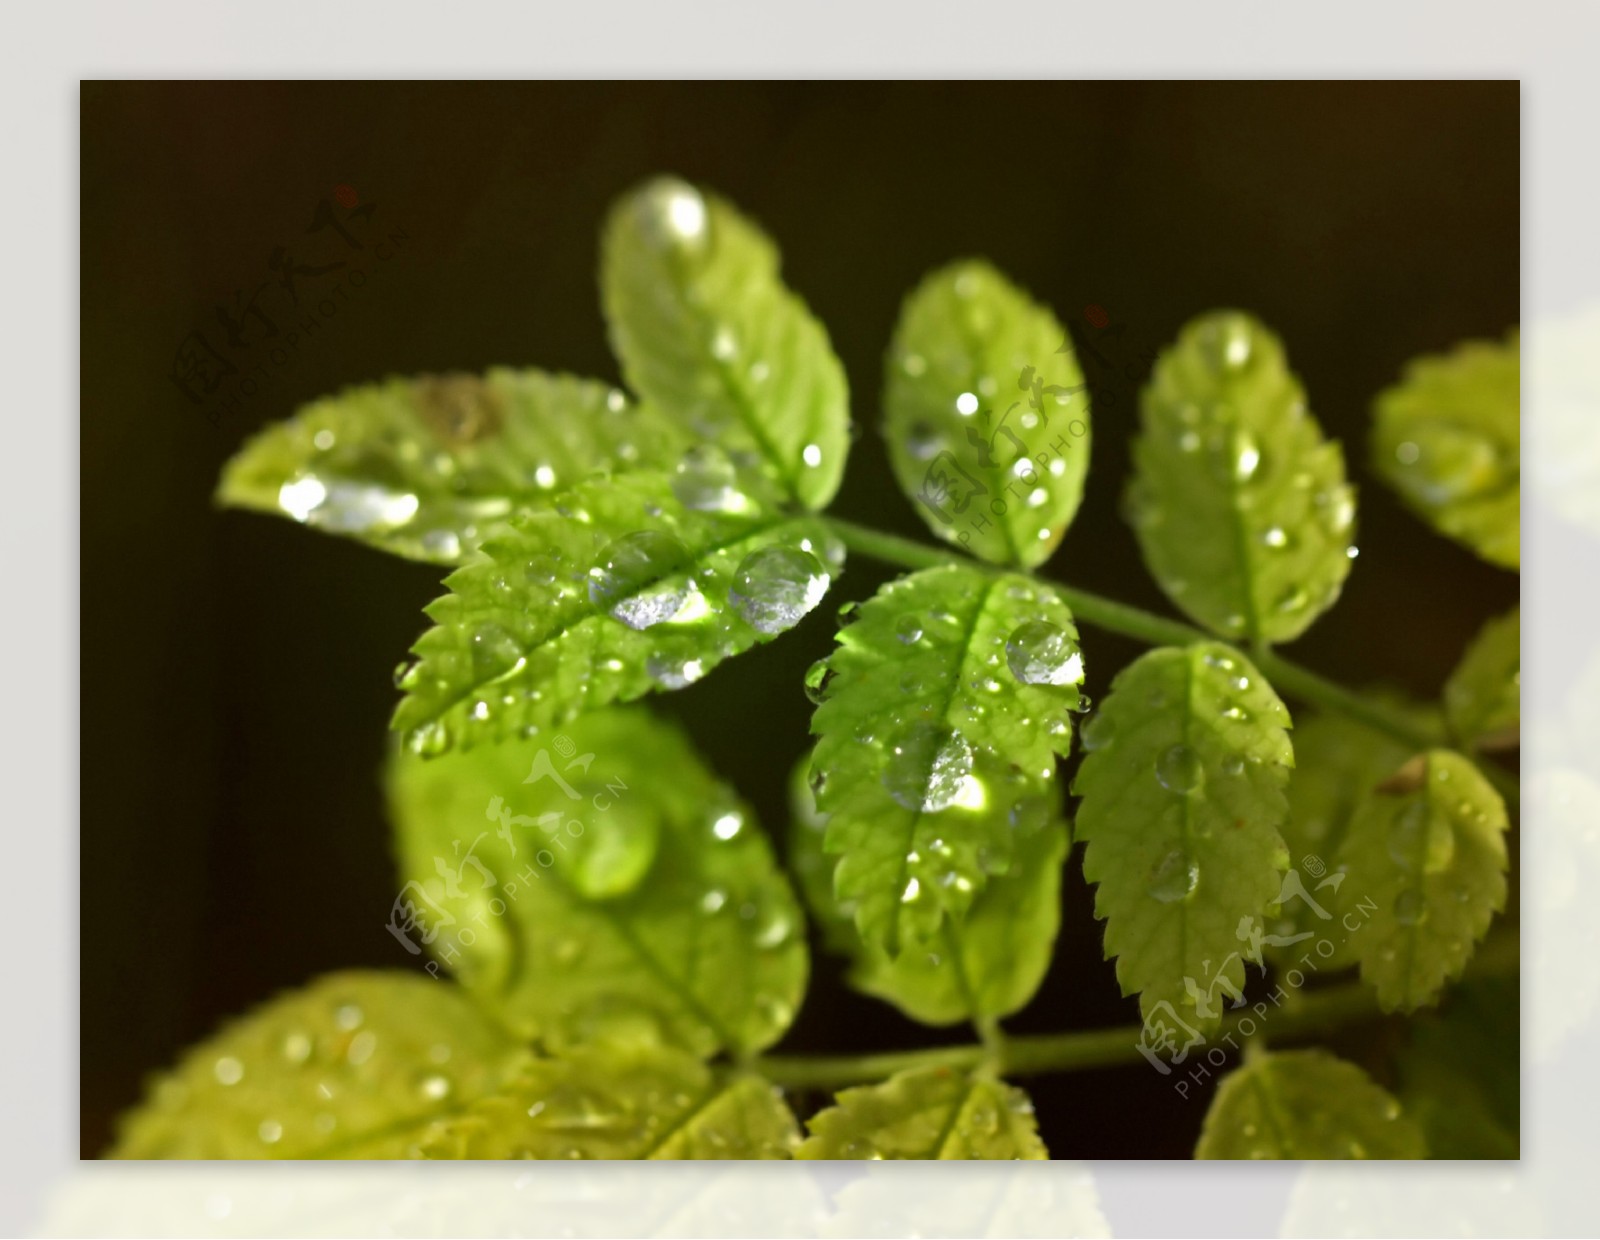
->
[81,81,1518,1159]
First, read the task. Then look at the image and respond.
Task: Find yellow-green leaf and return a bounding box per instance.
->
[1444,608,1520,750]
[884,260,1090,567]
[797,1067,1047,1160]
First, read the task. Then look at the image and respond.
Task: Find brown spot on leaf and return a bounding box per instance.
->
[1377,754,1428,796]
[417,373,504,445]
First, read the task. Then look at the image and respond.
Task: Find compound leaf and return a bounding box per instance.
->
[1196,1049,1425,1159]
[420,1044,799,1159]
[110,971,533,1159]
[391,470,842,755]
[1074,643,1292,1030]
[809,565,1083,953]
[1396,975,1519,1158]
[797,1067,1047,1160]
[1444,608,1520,751]
[386,708,808,1057]
[1336,749,1510,1012]
[601,177,850,510]
[1128,311,1355,644]
[789,757,1067,1025]
[218,370,685,564]
[1372,331,1520,569]
[884,260,1090,567]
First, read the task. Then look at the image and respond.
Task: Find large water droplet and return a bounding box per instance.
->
[894,614,924,645]
[729,546,830,634]
[635,178,708,252]
[646,651,704,689]
[671,445,749,513]
[882,723,975,813]
[804,658,835,705]
[1386,799,1455,874]
[278,475,421,533]
[1147,849,1200,902]
[470,623,522,679]
[1197,314,1256,373]
[1004,620,1084,686]
[1155,744,1203,794]
[588,531,690,630]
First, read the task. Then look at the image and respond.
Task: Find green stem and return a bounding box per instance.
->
[821,516,1519,806]
[758,931,1519,1090]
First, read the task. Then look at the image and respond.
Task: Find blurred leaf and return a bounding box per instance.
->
[110,972,532,1159]
[797,1067,1048,1160]
[1444,607,1520,750]
[1337,750,1510,1012]
[808,565,1082,953]
[217,370,686,564]
[420,1043,799,1159]
[1073,644,1291,1030]
[1372,331,1520,569]
[1196,1049,1425,1159]
[391,470,842,755]
[601,177,850,510]
[883,260,1090,567]
[1396,974,1519,1157]
[1128,311,1355,644]
[789,757,1068,1025]
[386,708,809,1057]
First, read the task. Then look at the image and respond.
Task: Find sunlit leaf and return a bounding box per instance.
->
[110,972,533,1159]
[1396,974,1519,1157]
[1336,749,1510,1012]
[387,708,808,1057]
[789,756,1067,1024]
[1073,643,1292,1030]
[1128,311,1355,644]
[390,470,842,755]
[797,1067,1048,1160]
[1372,331,1520,569]
[1196,1049,1425,1159]
[420,1043,799,1159]
[808,565,1083,953]
[601,177,850,510]
[218,370,686,564]
[883,260,1090,567]
[1444,608,1520,750]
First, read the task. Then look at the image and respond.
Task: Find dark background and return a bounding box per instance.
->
[81,81,1519,1160]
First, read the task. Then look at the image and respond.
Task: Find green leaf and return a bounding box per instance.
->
[600,177,850,510]
[797,1067,1048,1160]
[1336,749,1510,1012]
[217,369,687,564]
[1196,1049,1425,1159]
[1128,311,1355,644]
[1073,643,1292,1030]
[1270,707,1426,971]
[1396,975,1519,1158]
[386,707,808,1057]
[110,972,533,1159]
[1372,331,1520,569]
[390,469,842,755]
[1444,608,1520,750]
[789,756,1068,1025]
[419,1043,799,1159]
[808,565,1082,953]
[883,260,1090,568]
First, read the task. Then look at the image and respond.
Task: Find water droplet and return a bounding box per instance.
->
[213,1056,244,1086]
[804,658,835,704]
[802,443,823,468]
[1233,433,1261,482]
[646,651,704,689]
[258,1119,283,1145]
[278,475,421,533]
[282,1031,313,1064]
[1156,744,1203,794]
[1261,526,1288,548]
[711,811,743,841]
[470,623,521,678]
[1387,799,1455,874]
[1393,890,1426,926]
[895,614,924,645]
[418,1072,452,1101]
[671,445,749,514]
[1147,849,1200,902]
[588,531,690,630]
[1197,314,1255,373]
[729,546,830,634]
[1081,711,1115,751]
[525,555,559,586]
[882,724,975,813]
[1004,620,1084,686]
[636,178,707,251]
[700,888,727,914]
[905,421,942,460]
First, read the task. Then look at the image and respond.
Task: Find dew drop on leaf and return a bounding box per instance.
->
[804,658,835,705]
[728,546,830,634]
[1147,848,1200,903]
[587,530,691,630]
[671,445,747,513]
[1004,620,1084,686]
[881,723,975,813]
[1155,743,1203,794]
[894,614,924,645]
[645,651,704,689]
[1385,798,1456,874]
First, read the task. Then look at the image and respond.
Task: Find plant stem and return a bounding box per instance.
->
[821,516,1519,806]
[757,931,1519,1090]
